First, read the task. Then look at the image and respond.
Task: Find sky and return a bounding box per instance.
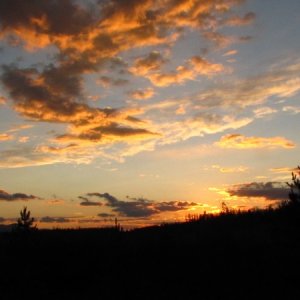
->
[0,0,299,229]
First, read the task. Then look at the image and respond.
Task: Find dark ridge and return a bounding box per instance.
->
[1,202,300,300]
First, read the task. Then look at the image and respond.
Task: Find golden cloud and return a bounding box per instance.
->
[146,56,223,87]
[253,107,277,118]
[217,134,296,149]
[18,136,30,143]
[0,133,13,141]
[147,66,195,87]
[0,96,7,104]
[189,56,224,75]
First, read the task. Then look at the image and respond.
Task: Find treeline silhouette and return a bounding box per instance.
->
[0,168,300,299]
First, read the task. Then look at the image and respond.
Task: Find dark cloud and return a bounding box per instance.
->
[0,217,6,223]
[40,216,70,223]
[78,196,102,206]
[84,192,198,217]
[98,213,115,218]
[55,123,158,143]
[0,0,95,36]
[1,64,155,145]
[0,189,39,201]
[0,65,91,123]
[227,182,289,201]
[98,124,158,137]
[155,201,198,212]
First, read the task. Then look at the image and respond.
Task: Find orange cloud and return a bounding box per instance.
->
[147,56,223,87]
[0,133,13,141]
[129,88,155,100]
[130,51,167,76]
[147,66,194,87]
[0,96,6,104]
[189,56,224,75]
[217,134,296,149]
[18,136,30,143]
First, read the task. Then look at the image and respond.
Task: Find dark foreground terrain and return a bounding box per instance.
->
[1,205,300,300]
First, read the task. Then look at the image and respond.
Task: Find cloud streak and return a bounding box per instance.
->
[217,134,295,149]
[40,216,70,223]
[0,133,13,141]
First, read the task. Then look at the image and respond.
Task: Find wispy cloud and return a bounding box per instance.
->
[223,12,256,27]
[270,167,298,174]
[282,106,300,114]
[40,216,70,223]
[254,107,277,118]
[217,134,295,149]
[193,63,300,109]
[212,164,248,173]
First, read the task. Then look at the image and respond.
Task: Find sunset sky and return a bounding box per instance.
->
[0,0,299,228]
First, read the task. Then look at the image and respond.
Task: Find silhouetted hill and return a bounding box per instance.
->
[1,204,300,299]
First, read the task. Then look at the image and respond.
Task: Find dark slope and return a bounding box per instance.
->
[1,205,300,300]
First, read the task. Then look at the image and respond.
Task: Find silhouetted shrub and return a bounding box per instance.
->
[287,166,300,205]
[17,206,36,232]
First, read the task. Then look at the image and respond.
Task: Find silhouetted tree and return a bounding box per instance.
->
[221,201,230,214]
[287,166,300,205]
[114,217,123,231]
[17,206,36,231]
